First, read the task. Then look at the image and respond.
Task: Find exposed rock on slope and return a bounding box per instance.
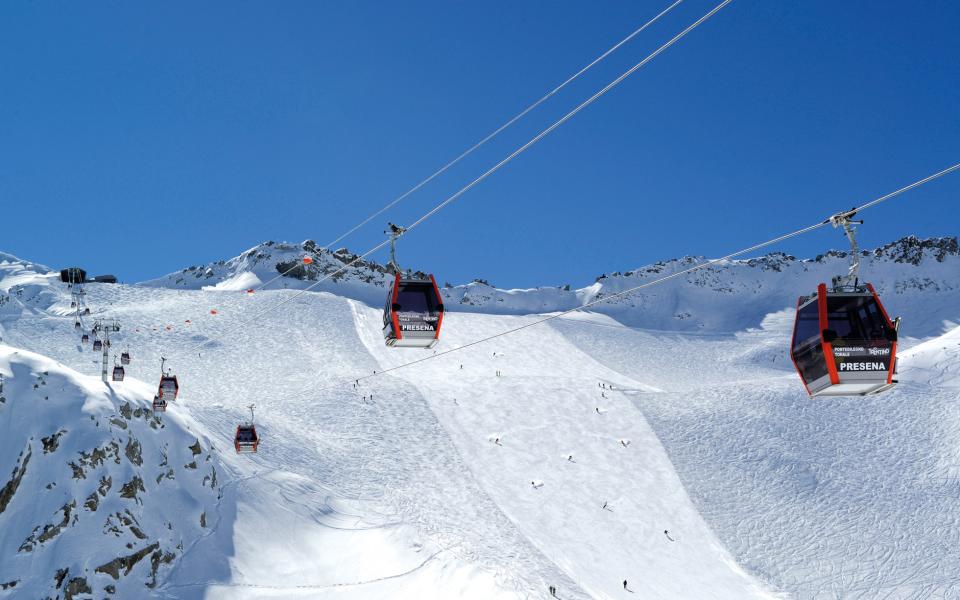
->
[0,346,223,598]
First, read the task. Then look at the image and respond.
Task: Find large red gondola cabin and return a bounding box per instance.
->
[790,283,899,397]
[382,272,444,349]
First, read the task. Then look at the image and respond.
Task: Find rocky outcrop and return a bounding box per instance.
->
[0,444,31,515]
[95,542,160,580]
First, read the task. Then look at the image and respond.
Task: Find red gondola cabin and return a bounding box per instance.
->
[158,375,179,401]
[790,283,899,397]
[382,273,444,349]
[234,425,259,453]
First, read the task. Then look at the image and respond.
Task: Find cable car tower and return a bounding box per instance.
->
[72,287,88,331]
[381,223,445,349]
[92,319,121,383]
[789,209,901,397]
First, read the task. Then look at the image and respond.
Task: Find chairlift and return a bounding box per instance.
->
[790,210,900,397]
[381,223,444,349]
[234,404,260,454]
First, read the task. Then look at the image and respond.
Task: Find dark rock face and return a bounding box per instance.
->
[874,235,959,264]
[119,476,145,502]
[63,576,91,600]
[124,437,142,467]
[0,444,31,515]
[20,500,77,552]
[94,542,159,581]
[41,430,65,454]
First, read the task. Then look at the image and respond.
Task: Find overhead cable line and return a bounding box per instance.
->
[250,0,684,295]
[309,160,960,391]
[322,0,685,250]
[173,0,734,361]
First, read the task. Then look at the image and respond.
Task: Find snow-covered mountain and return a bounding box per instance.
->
[0,345,220,598]
[143,236,960,336]
[2,236,959,599]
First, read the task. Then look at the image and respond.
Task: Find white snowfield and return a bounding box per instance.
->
[0,237,958,599]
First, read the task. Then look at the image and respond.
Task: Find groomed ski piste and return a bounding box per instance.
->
[1,238,959,599]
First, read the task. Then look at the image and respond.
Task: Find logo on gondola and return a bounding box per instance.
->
[867,347,891,356]
[838,362,887,371]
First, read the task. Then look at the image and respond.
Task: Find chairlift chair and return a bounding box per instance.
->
[380,223,445,349]
[789,211,900,397]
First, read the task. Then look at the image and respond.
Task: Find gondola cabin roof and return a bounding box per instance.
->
[790,283,898,397]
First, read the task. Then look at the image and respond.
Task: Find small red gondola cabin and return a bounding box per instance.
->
[234,425,259,453]
[790,283,899,397]
[158,375,179,401]
[152,395,167,412]
[382,273,444,349]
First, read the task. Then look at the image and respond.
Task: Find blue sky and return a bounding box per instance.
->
[1,1,958,288]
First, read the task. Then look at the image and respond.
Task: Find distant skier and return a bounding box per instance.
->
[548,585,556,597]
[567,454,574,462]
[495,437,501,446]
[623,579,628,590]
[595,407,600,414]
[664,529,675,541]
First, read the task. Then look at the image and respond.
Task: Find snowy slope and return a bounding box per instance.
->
[0,345,220,598]
[2,237,959,598]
